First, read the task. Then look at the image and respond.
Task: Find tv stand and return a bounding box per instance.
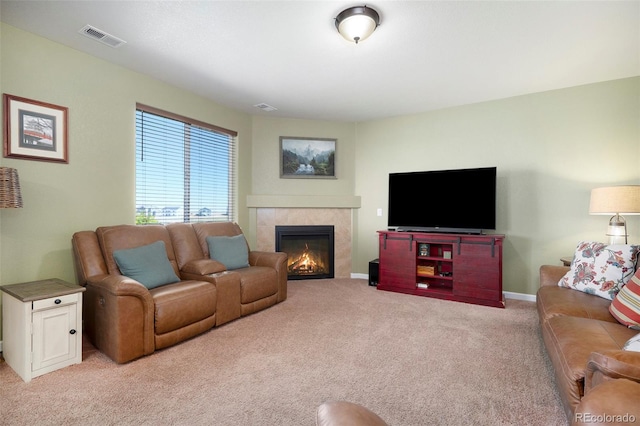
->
[377,230,505,308]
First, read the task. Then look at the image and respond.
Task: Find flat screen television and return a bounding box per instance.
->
[388,166,497,234]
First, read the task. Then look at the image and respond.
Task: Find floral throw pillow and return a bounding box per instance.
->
[558,241,640,300]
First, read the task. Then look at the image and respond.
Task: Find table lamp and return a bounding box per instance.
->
[589,185,640,244]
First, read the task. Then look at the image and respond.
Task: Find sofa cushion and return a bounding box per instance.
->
[97,224,178,276]
[150,280,217,335]
[206,234,249,270]
[537,285,617,324]
[113,241,180,289]
[610,268,640,330]
[558,241,639,300]
[237,266,278,304]
[193,221,243,256]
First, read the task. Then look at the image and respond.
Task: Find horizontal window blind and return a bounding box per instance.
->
[135,104,237,225]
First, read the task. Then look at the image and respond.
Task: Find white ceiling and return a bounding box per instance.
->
[1,1,639,122]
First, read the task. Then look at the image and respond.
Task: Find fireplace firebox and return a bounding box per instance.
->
[275,225,334,280]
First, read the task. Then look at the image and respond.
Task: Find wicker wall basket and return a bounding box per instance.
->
[0,167,23,208]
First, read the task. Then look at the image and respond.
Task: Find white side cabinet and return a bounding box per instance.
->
[1,279,85,382]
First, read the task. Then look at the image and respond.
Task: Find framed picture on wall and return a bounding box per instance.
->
[3,94,69,163]
[280,136,336,179]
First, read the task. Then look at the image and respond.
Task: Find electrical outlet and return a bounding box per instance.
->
[377,208,383,217]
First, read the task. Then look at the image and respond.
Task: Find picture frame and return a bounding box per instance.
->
[280,136,336,179]
[3,94,69,163]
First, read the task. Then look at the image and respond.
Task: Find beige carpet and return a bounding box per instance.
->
[0,279,565,425]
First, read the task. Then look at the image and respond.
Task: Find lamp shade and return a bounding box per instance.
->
[589,186,640,215]
[0,167,23,208]
[335,5,380,44]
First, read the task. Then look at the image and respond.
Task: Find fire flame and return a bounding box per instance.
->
[288,243,326,275]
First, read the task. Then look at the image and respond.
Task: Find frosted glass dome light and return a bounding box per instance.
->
[335,5,380,44]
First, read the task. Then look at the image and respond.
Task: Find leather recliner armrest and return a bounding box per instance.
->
[249,250,287,268]
[572,379,640,426]
[585,350,640,391]
[250,251,288,302]
[84,274,155,363]
[88,274,154,297]
[539,265,570,287]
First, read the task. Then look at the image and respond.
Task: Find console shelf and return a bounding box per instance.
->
[377,231,505,308]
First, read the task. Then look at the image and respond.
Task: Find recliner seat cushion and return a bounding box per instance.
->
[151,280,217,334]
[236,266,278,304]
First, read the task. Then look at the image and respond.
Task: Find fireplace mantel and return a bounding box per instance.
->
[248,198,358,279]
[247,195,361,209]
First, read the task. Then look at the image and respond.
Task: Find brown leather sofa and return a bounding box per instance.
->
[537,265,640,424]
[72,222,287,364]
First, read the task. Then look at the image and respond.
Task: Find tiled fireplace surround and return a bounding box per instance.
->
[254,208,352,279]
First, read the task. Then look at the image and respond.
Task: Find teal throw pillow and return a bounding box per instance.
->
[206,235,249,270]
[113,241,180,289]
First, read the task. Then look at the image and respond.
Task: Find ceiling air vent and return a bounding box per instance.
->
[78,25,127,48]
[253,103,278,112]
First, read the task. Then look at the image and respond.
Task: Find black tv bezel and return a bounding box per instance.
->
[387,166,497,235]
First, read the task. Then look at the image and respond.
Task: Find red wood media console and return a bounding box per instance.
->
[377,231,505,308]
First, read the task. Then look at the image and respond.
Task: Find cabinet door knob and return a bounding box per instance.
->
[69,329,77,335]
[55,299,62,304]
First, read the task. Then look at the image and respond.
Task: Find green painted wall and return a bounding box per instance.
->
[250,116,356,197]
[354,77,640,295]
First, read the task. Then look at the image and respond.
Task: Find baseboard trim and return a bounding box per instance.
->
[351,273,536,302]
[504,291,536,302]
[351,273,368,280]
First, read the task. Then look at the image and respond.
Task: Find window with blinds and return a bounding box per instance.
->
[135,104,237,225]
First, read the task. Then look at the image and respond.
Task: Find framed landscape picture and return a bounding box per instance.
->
[280,137,336,179]
[3,94,69,163]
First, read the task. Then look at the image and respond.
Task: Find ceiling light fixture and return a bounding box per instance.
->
[335,5,380,44]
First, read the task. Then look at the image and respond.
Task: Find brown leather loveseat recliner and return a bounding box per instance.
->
[72,222,287,364]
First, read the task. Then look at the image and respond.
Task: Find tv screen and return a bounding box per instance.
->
[388,167,497,234]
